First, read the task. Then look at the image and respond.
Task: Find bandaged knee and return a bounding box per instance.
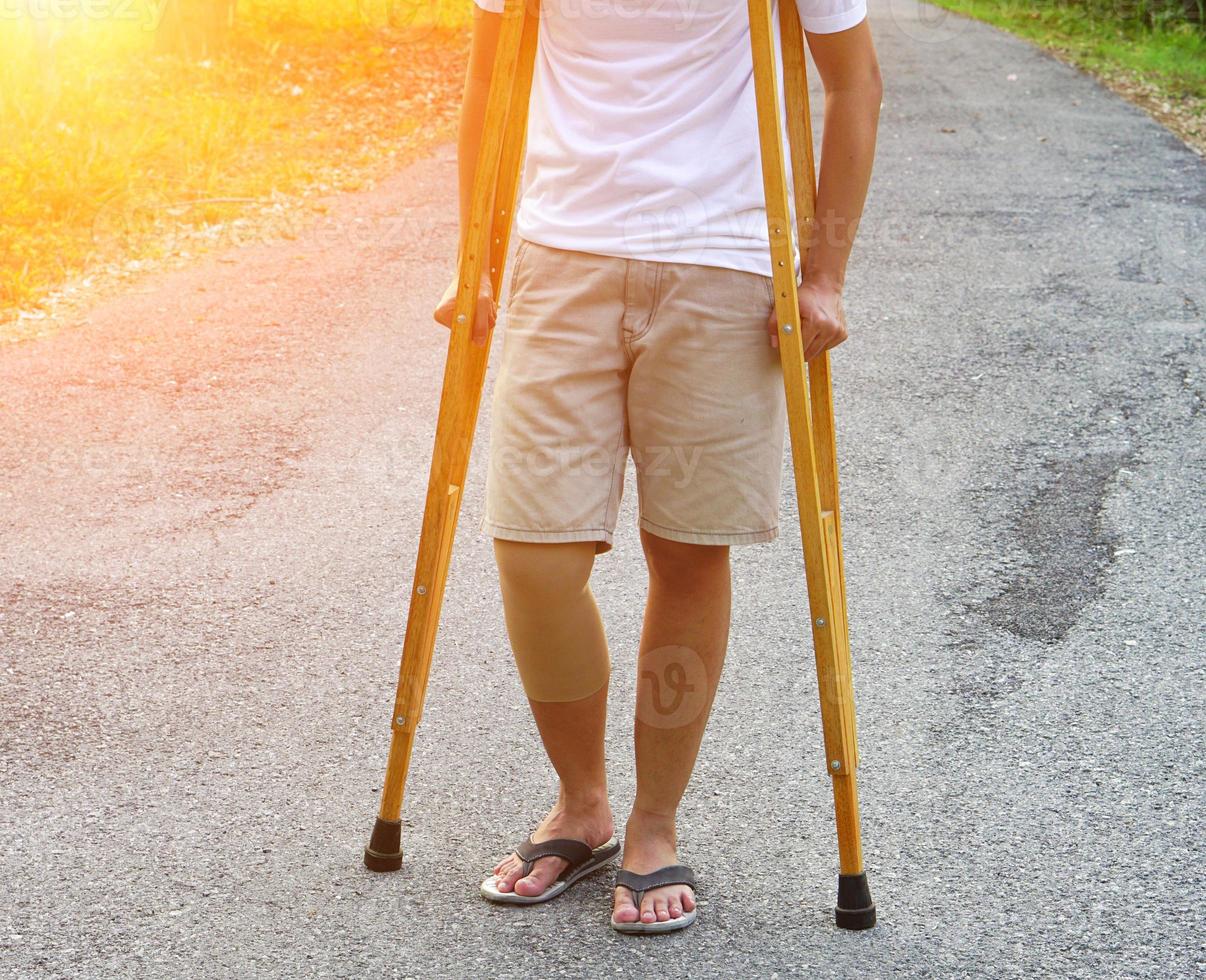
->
[494,540,611,703]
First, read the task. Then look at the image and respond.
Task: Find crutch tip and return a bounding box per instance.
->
[363,817,404,873]
[834,872,876,930]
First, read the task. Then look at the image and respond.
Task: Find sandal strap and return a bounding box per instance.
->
[615,864,696,905]
[514,837,594,879]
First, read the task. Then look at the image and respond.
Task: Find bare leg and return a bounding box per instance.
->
[613,529,731,925]
[488,539,614,897]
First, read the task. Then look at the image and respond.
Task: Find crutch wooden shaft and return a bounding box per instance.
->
[777,0,861,790]
[748,0,874,928]
[365,0,539,872]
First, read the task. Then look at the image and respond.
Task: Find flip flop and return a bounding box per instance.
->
[610,864,698,934]
[480,835,620,905]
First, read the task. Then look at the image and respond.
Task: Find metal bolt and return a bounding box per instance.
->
[782,323,793,334]
[417,585,427,595]
[815,617,826,626]
[455,314,466,324]
[830,759,841,771]
[395,716,406,726]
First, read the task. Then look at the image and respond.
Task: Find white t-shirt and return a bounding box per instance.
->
[471,0,867,277]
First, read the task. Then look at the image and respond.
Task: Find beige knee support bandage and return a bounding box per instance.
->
[493,539,611,703]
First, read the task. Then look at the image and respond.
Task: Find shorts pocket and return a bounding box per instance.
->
[762,272,777,307]
[507,238,532,301]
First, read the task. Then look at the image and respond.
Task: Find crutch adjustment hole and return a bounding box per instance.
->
[816,617,826,626]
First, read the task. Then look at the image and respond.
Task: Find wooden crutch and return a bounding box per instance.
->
[363,0,539,874]
[748,0,876,929]
[364,0,876,932]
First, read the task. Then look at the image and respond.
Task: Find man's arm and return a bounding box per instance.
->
[805,18,882,290]
[434,4,502,344]
[458,5,503,265]
[773,17,881,359]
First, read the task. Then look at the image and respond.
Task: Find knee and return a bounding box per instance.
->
[493,539,596,600]
[641,532,729,587]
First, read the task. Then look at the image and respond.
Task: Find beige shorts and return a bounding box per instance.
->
[482,239,787,554]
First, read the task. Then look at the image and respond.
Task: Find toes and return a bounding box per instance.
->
[492,858,523,893]
[615,885,691,924]
[514,857,564,897]
[612,889,640,923]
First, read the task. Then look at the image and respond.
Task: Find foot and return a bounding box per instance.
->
[612,809,696,925]
[489,793,614,898]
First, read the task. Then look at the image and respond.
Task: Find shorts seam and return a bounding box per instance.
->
[484,521,611,534]
[628,262,663,346]
[639,516,778,538]
[601,407,627,535]
[620,260,635,359]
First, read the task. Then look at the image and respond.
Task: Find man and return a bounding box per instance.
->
[434,0,881,934]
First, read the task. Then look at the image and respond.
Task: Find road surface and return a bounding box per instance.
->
[2,3,1202,977]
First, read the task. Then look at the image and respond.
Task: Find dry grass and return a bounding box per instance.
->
[0,1,473,325]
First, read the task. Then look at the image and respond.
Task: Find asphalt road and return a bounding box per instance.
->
[2,3,1203,977]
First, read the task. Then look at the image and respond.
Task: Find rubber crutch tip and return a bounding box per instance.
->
[363,817,404,873]
[835,872,876,930]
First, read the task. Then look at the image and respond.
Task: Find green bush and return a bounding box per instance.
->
[1033,1,1203,29]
